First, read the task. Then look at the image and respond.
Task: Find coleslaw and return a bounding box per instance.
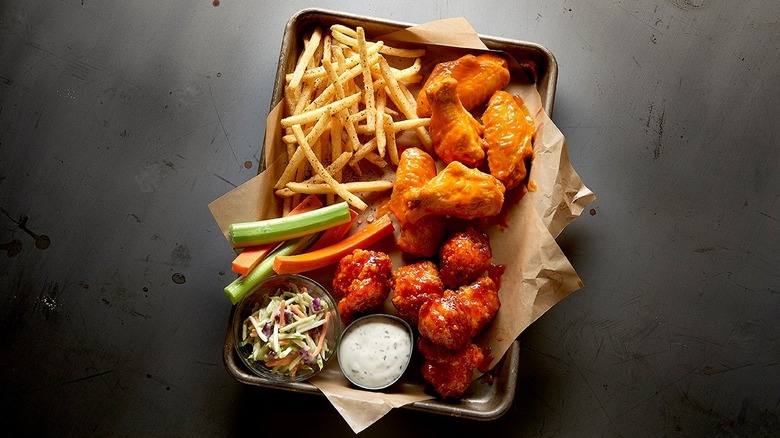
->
[240,284,333,377]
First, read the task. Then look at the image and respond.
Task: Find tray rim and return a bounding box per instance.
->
[225,7,558,421]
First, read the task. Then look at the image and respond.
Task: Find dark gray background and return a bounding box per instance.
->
[2,0,779,436]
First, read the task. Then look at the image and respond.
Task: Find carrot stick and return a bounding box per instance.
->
[307,209,359,252]
[272,214,394,274]
[265,356,294,367]
[278,300,287,329]
[313,313,331,357]
[230,195,323,275]
[289,304,307,319]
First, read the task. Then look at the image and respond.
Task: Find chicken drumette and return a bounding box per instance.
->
[417,53,511,118]
[332,249,393,324]
[418,338,485,399]
[482,91,536,190]
[426,75,486,167]
[391,260,445,326]
[388,147,446,257]
[418,276,500,350]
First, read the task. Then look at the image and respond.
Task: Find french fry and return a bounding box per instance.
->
[280,180,392,196]
[356,27,376,131]
[330,24,426,58]
[377,56,433,151]
[384,113,399,165]
[281,93,360,128]
[375,87,387,157]
[288,27,323,90]
[291,124,367,211]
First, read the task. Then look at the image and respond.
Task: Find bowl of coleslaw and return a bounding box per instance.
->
[232,274,342,382]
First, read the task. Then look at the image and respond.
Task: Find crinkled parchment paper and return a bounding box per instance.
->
[208,17,595,434]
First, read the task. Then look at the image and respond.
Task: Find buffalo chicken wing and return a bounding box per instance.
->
[426,75,486,167]
[417,53,511,118]
[482,91,536,190]
[388,147,446,257]
[404,161,505,224]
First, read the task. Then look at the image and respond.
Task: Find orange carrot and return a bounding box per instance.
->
[278,300,286,329]
[272,214,395,274]
[307,209,359,252]
[312,313,331,358]
[230,195,322,275]
[265,356,294,367]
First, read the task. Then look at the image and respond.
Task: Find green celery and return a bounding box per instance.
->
[224,233,318,304]
[229,202,351,248]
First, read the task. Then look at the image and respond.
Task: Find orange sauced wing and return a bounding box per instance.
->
[404,161,505,223]
[482,90,536,190]
[417,53,511,118]
[388,147,446,257]
[426,76,486,167]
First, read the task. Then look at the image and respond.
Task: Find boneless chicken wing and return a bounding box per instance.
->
[404,161,505,224]
[482,91,536,190]
[439,227,492,289]
[418,338,485,399]
[391,261,445,326]
[417,53,511,118]
[388,147,446,257]
[418,276,500,350]
[426,76,486,167]
[332,249,393,324]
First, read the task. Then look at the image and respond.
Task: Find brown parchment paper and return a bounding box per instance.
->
[207,17,595,434]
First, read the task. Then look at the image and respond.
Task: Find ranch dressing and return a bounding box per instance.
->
[338,315,413,390]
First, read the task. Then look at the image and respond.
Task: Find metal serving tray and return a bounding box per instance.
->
[223,8,558,420]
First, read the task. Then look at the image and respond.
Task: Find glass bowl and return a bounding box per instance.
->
[232,274,342,382]
[338,314,415,390]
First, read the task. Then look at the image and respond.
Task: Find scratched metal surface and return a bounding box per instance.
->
[1,1,778,436]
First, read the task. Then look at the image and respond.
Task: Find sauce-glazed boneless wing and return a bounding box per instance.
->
[332,249,393,324]
[418,276,500,350]
[418,338,485,399]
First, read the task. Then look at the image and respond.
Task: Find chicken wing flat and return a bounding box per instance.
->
[418,276,500,350]
[388,147,446,257]
[404,161,505,224]
[439,227,492,289]
[332,249,393,324]
[418,338,485,399]
[391,261,445,326]
[482,91,536,190]
[417,53,511,118]
[426,75,486,167]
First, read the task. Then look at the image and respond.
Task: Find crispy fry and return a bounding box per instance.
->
[357,27,376,131]
[288,27,323,90]
[330,24,426,58]
[281,93,360,128]
[280,180,392,196]
[291,124,367,211]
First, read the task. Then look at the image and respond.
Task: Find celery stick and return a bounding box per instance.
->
[224,234,317,304]
[229,202,351,248]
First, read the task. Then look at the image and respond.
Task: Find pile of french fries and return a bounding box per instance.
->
[274,24,433,213]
